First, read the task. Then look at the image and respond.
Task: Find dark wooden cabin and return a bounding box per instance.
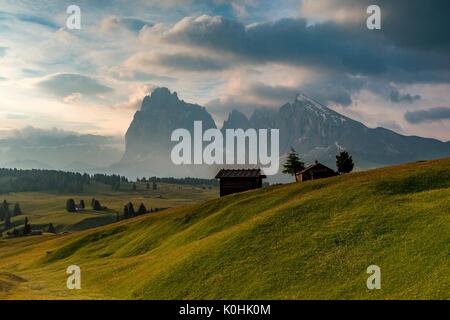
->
[215,169,266,197]
[296,161,337,182]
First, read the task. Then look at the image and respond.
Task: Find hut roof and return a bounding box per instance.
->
[297,162,335,174]
[215,169,266,179]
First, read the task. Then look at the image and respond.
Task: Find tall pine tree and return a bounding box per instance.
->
[137,203,147,215]
[66,199,76,212]
[282,147,305,181]
[336,151,354,174]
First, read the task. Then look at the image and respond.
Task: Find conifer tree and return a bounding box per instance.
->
[336,151,354,174]
[127,202,135,217]
[66,199,76,212]
[137,203,147,215]
[47,223,56,234]
[123,205,129,219]
[0,200,9,221]
[93,200,102,211]
[282,147,305,179]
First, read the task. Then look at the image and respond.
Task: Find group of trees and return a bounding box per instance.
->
[65,195,161,221]
[4,216,31,237]
[66,198,105,212]
[132,178,158,191]
[0,200,22,231]
[1,219,58,238]
[283,147,355,178]
[121,202,162,220]
[139,176,218,187]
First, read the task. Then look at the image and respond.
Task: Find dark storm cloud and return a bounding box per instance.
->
[404,107,450,124]
[246,76,362,107]
[389,89,421,104]
[372,0,450,53]
[163,2,450,84]
[301,0,450,54]
[155,53,231,71]
[248,83,299,103]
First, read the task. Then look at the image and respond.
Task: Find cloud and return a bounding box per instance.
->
[2,112,29,120]
[0,126,120,148]
[100,16,153,33]
[37,73,112,98]
[0,11,59,30]
[0,46,7,57]
[162,15,450,84]
[63,92,83,104]
[389,89,421,104]
[155,53,231,71]
[0,126,124,169]
[404,107,450,124]
[300,0,365,23]
[247,82,299,103]
[299,0,450,54]
[377,120,404,133]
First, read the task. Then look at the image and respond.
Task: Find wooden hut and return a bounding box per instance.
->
[215,169,266,197]
[296,161,337,182]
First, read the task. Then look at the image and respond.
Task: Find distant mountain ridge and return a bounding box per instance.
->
[119,88,450,179]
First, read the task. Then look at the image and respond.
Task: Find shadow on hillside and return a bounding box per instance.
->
[373,170,450,195]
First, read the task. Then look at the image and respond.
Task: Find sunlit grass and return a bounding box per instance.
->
[0,158,449,299]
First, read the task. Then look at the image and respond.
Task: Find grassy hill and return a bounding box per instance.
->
[0,158,449,299]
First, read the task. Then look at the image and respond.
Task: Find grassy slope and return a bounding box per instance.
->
[0,158,449,299]
[0,182,217,233]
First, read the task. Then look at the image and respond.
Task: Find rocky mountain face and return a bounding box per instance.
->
[124,87,216,161]
[120,87,217,177]
[223,94,450,170]
[120,88,450,179]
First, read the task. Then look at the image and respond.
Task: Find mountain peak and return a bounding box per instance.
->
[222,109,250,130]
[151,87,177,99]
[294,93,330,113]
[141,87,180,112]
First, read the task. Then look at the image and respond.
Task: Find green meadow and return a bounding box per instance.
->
[0,181,217,234]
[0,158,449,299]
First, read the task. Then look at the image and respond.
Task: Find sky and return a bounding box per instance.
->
[0,0,449,142]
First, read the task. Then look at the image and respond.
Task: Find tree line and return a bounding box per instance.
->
[120,202,164,221]
[65,198,106,212]
[138,176,218,187]
[0,168,90,193]
[0,168,218,194]
[64,197,164,221]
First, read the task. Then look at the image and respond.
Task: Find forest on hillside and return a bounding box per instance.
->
[0,168,217,194]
